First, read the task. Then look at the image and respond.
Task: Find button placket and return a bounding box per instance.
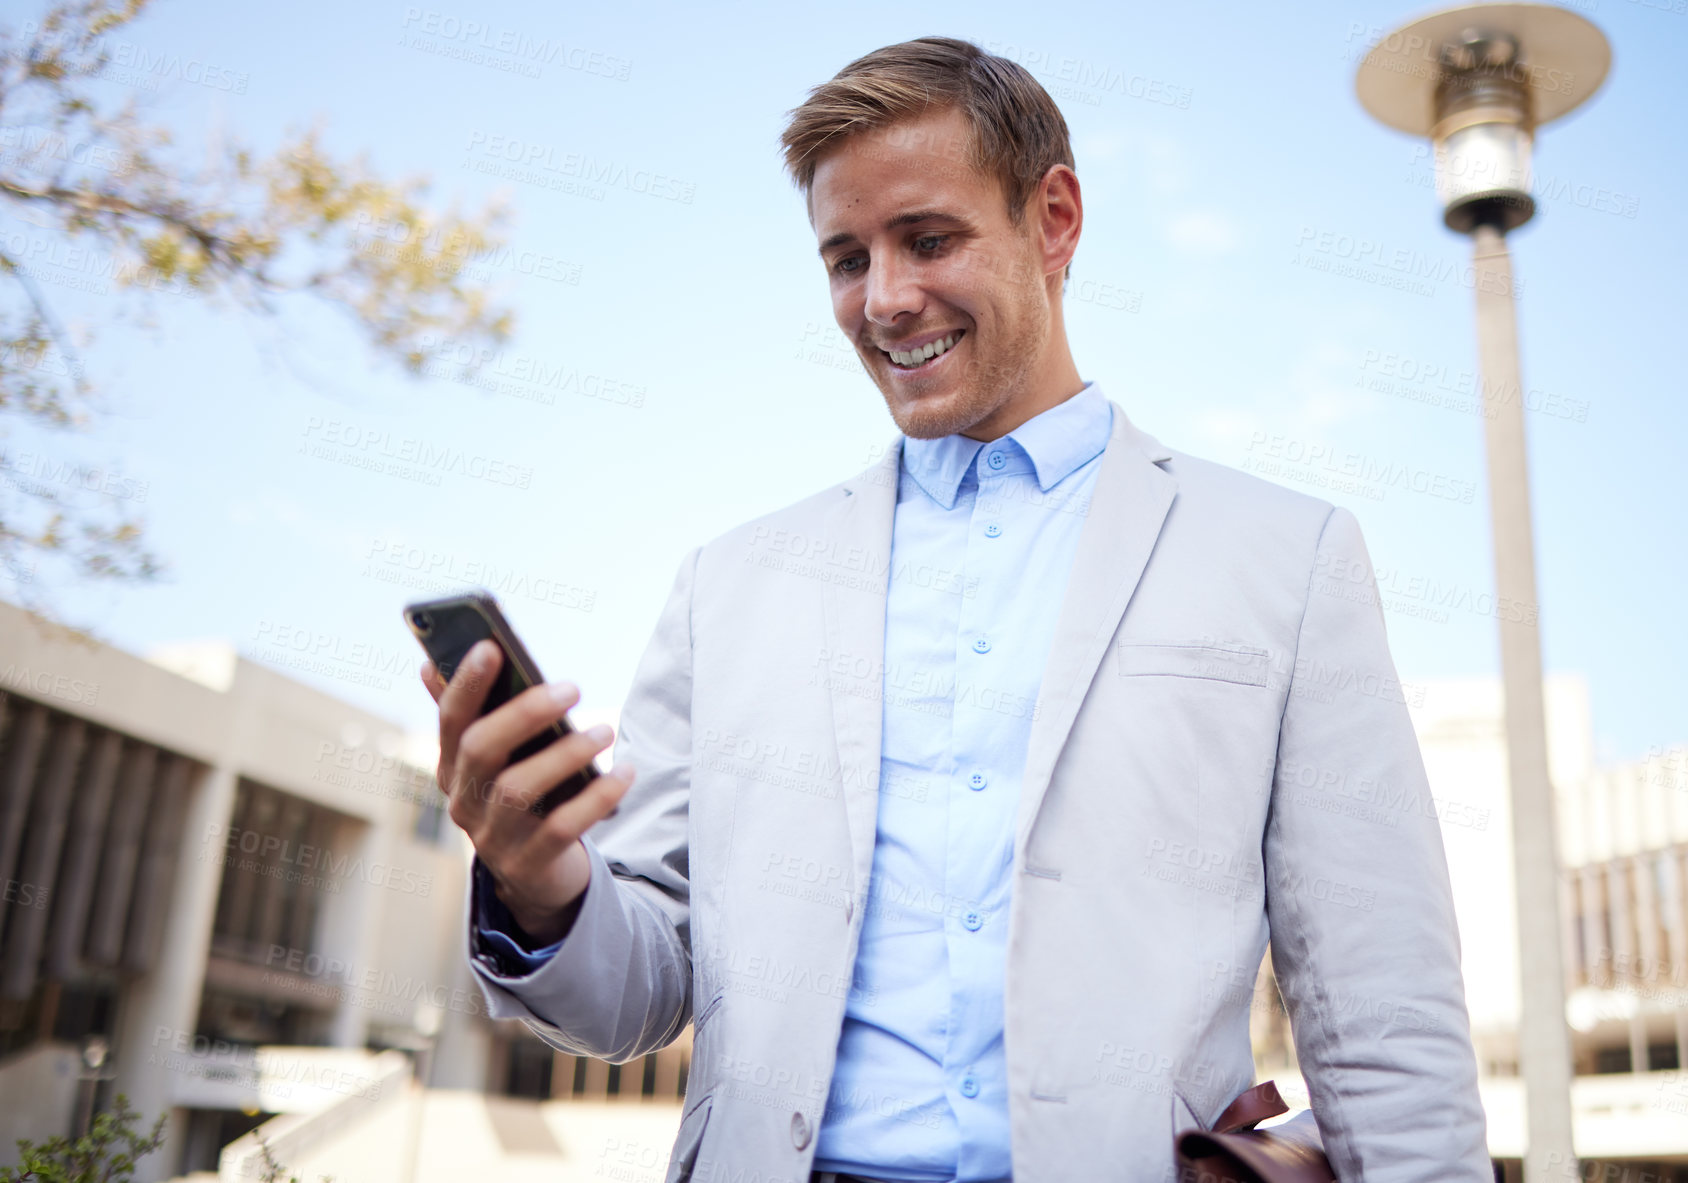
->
[942,448,1002,1151]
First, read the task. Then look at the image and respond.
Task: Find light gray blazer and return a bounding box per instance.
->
[467,400,1491,1182]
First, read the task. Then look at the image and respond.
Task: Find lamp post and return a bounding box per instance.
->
[73,1035,116,1138]
[1355,6,1610,1179]
[401,1000,443,1183]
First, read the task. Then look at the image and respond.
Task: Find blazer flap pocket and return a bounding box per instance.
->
[1170,1089,1202,1135]
[666,1094,714,1183]
[1116,641,1270,687]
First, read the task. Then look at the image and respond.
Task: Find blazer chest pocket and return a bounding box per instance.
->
[1115,640,1270,687]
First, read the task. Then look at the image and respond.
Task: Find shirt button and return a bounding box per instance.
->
[960,1075,980,1098]
[984,523,1002,538]
[972,637,991,654]
[790,1111,811,1149]
[987,451,1007,470]
[968,771,988,790]
[963,911,983,931]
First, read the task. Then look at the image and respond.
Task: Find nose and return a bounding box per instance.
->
[863,249,922,329]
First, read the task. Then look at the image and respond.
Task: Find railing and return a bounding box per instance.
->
[217,1049,411,1181]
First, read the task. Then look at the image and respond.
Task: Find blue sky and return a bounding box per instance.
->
[3,0,1682,766]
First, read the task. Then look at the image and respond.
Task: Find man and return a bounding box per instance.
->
[424,36,1491,1183]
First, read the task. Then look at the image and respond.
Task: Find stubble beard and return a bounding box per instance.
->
[862,246,1052,441]
[872,322,1041,442]
[882,374,1010,441]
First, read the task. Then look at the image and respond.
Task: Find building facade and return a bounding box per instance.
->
[0,601,491,1178]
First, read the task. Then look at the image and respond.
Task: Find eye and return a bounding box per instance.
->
[913,234,948,253]
[831,254,865,276]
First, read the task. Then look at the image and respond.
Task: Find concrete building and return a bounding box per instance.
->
[0,600,474,1177]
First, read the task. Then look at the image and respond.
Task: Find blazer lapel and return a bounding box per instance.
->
[1015,400,1178,861]
[819,440,901,903]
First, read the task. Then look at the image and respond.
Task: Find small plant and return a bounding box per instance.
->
[0,1094,165,1183]
[251,1129,333,1183]
[0,1095,334,1183]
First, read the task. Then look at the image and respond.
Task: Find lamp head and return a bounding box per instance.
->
[82,1036,109,1070]
[1355,4,1611,234]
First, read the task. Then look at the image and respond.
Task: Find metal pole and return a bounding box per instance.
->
[1470,222,1577,1180]
[73,1072,96,1140]
[401,1037,435,1183]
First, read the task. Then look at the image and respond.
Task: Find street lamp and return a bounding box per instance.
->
[74,1036,115,1139]
[1355,5,1611,1180]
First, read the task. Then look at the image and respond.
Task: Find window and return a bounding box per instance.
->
[413,788,447,844]
[1593,1046,1632,1074]
[210,779,351,966]
[504,1034,554,1099]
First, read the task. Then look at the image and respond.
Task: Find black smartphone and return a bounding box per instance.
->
[403,590,598,816]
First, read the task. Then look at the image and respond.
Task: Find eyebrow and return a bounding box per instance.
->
[817,210,970,257]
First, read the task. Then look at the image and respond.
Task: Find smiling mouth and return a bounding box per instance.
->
[881,330,965,371]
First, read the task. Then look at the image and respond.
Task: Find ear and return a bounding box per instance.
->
[1034,164,1082,286]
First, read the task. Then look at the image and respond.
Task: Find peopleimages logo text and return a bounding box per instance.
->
[400,9,631,80]
[463,133,695,204]
[203,823,432,897]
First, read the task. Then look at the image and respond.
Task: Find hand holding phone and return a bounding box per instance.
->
[408,592,634,944]
[406,591,598,815]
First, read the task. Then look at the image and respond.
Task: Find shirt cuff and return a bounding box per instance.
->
[470,857,571,976]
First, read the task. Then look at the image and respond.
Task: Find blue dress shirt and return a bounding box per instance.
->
[475,382,1114,1180]
[472,858,566,971]
[812,382,1112,1181]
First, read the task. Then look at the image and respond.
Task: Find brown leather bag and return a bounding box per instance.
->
[1174,1080,1336,1183]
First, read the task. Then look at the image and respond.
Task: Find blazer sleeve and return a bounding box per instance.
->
[465,546,702,1063]
[1263,507,1492,1180]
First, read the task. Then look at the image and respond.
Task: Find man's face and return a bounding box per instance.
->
[810,106,1058,441]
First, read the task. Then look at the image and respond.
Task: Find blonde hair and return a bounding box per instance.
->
[780,36,1075,233]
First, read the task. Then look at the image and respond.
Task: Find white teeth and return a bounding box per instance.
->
[888,332,961,368]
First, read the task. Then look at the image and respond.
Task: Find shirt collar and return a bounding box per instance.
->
[901,381,1112,509]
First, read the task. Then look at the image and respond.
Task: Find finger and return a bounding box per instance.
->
[541,758,635,842]
[438,640,502,780]
[421,661,448,801]
[515,762,636,869]
[420,658,446,704]
[458,679,582,785]
[477,721,612,837]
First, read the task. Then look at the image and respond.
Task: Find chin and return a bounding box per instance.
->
[884,388,991,441]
